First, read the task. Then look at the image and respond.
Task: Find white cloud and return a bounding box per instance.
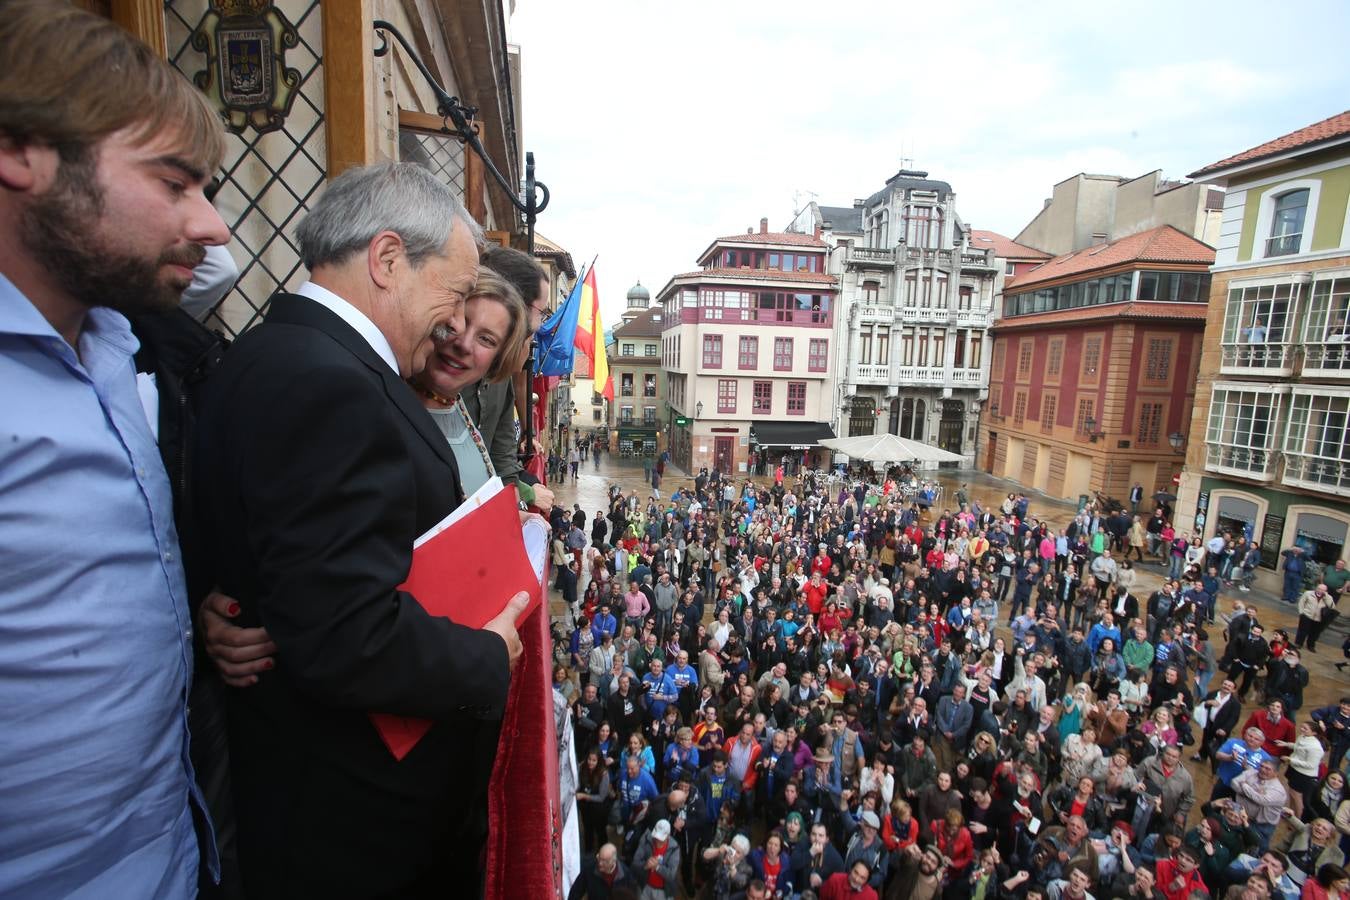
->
[510,0,1350,320]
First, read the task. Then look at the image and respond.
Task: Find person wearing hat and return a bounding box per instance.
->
[632,819,680,899]
[843,810,888,889]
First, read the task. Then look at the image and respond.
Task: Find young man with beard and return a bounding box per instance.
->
[0,5,231,895]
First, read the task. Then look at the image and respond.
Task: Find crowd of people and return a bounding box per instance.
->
[557,470,1350,900]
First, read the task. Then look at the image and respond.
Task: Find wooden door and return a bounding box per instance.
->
[714,437,734,477]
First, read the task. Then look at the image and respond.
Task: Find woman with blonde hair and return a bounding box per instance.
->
[412,271,531,495]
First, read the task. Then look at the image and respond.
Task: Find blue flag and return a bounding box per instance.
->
[535,272,583,376]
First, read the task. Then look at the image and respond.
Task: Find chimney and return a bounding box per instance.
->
[759,217,768,234]
[813,224,822,239]
[746,228,753,234]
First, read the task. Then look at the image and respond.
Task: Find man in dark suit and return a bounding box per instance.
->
[195,163,527,897]
[1193,678,1241,766]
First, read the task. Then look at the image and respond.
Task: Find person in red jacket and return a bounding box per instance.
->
[881,799,920,854]
[1242,699,1296,757]
[1154,844,1206,900]
[804,572,829,616]
[820,861,879,900]
[935,808,974,882]
[723,721,764,793]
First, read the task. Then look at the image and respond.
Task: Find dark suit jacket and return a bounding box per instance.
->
[1202,690,1243,740]
[195,293,510,898]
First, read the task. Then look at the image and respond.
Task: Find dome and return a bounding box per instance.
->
[626,280,651,308]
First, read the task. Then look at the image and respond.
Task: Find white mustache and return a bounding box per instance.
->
[430,323,454,343]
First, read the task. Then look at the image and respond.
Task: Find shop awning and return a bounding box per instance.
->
[750,421,836,449]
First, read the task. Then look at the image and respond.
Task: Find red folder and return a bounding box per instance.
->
[371,485,543,760]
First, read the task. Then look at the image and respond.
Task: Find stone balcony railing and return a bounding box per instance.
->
[854,364,891,384]
[847,245,895,266]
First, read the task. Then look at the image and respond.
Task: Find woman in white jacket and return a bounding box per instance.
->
[1282,720,1328,818]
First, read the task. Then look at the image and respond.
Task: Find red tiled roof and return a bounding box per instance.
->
[993,301,1209,330]
[612,307,665,337]
[670,267,837,285]
[1006,225,1214,291]
[712,231,826,247]
[970,230,1050,260]
[1191,110,1350,178]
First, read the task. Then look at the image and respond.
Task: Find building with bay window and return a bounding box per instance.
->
[1174,111,1350,578]
[659,219,838,476]
[978,225,1215,502]
[606,283,664,456]
[788,171,1004,464]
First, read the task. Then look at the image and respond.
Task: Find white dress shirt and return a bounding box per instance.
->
[295,280,399,374]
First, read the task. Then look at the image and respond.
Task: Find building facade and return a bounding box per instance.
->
[979,226,1215,503]
[792,172,1001,464]
[660,220,839,476]
[1174,111,1350,577]
[1016,170,1224,257]
[608,285,665,456]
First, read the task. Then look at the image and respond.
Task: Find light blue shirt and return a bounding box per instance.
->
[0,275,207,897]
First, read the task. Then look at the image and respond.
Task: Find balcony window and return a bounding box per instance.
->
[738,335,758,369]
[1266,189,1308,257]
[643,374,657,397]
[1205,385,1286,479]
[774,337,793,371]
[702,334,722,368]
[753,381,772,414]
[717,379,737,414]
[620,405,634,425]
[787,382,806,415]
[620,373,634,397]
[1303,274,1350,373]
[1284,390,1350,495]
[808,338,828,372]
[643,406,658,426]
[1220,279,1299,371]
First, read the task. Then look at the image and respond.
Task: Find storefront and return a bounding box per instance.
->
[1200,478,1349,572]
[749,421,836,475]
[617,427,658,458]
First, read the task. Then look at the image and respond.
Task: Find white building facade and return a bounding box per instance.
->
[793,171,1002,465]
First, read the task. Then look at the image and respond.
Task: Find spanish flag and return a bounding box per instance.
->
[573,267,613,400]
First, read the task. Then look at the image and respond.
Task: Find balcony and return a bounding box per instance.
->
[1265,233,1301,258]
[1302,341,1350,376]
[856,304,894,324]
[847,245,895,267]
[895,366,945,385]
[1283,454,1350,496]
[961,250,996,269]
[854,364,891,385]
[898,306,952,324]
[948,369,984,385]
[1205,444,1278,481]
[952,307,991,328]
[1219,341,1296,376]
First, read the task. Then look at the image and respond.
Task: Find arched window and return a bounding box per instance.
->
[1267,189,1309,257]
[913,400,926,441]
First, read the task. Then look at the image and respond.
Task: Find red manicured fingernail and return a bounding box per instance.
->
[226,602,240,616]
[263,659,274,670]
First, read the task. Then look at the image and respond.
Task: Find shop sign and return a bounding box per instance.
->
[1259,513,1285,570]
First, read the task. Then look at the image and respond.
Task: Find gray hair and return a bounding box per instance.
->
[296,161,483,270]
[730,834,751,856]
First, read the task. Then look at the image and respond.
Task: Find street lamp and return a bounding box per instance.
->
[695,400,704,419]
[1168,431,1187,454]
[1084,416,1106,443]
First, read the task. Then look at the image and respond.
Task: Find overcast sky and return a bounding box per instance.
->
[511,1,1350,322]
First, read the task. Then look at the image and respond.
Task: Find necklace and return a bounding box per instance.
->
[415,383,455,406]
